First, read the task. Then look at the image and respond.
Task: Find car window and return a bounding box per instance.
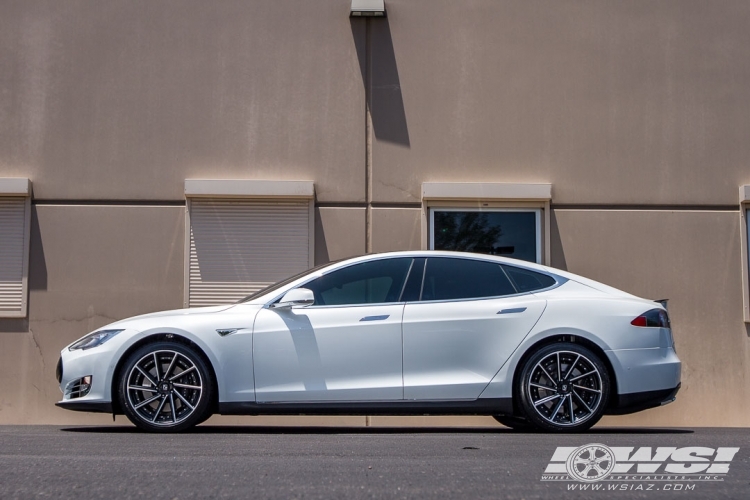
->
[421,258,516,301]
[501,265,556,292]
[305,258,413,306]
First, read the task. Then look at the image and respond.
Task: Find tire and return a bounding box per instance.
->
[516,342,610,432]
[492,415,537,432]
[118,341,214,432]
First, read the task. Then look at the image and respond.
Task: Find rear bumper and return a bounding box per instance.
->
[606,383,681,415]
[604,346,681,415]
[605,346,681,394]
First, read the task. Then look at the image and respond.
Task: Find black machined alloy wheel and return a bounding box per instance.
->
[516,343,610,432]
[119,341,214,432]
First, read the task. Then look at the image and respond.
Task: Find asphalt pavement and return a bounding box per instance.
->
[0,425,748,499]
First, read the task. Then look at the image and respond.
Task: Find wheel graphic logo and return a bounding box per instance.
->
[566,444,616,482]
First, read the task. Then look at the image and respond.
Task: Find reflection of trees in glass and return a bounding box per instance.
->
[434,212,502,254]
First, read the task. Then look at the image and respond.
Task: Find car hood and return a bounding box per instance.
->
[111,304,237,325]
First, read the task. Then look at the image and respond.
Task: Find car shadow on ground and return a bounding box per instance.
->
[60,425,694,435]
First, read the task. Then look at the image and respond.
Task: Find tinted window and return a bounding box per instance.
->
[421,258,516,301]
[306,258,412,306]
[502,265,556,292]
[432,210,538,262]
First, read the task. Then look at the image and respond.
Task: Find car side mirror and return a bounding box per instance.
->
[271,288,315,309]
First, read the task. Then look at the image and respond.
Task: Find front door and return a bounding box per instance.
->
[253,257,415,402]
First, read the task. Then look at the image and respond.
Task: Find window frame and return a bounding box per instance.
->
[0,178,32,319]
[428,207,543,264]
[183,179,315,308]
[741,185,750,322]
[420,182,552,265]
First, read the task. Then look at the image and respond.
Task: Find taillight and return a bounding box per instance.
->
[631,308,671,328]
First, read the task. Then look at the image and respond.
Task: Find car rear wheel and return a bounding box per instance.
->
[118,341,214,432]
[516,342,610,432]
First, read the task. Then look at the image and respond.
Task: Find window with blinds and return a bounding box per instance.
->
[187,198,313,307]
[0,197,30,317]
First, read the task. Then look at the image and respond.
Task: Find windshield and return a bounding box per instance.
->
[237,260,343,303]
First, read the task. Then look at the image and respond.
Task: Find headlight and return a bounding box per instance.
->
[69,329,124,351]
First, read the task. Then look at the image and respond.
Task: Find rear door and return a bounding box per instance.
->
[402,257,547,400]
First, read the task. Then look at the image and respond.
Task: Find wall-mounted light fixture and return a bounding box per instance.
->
[350,0,386,17]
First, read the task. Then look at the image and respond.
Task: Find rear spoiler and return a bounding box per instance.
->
[654,298,669,310]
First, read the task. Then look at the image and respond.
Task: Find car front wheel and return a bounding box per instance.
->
[118,341,214,432]
[516,342,610,432]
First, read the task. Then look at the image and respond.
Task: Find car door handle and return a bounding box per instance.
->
[360,315,390,322]
[497,307,527,315]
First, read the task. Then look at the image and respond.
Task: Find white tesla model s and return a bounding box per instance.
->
[56,251,681,432]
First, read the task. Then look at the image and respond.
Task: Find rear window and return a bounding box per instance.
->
[421,258,516,301]
[501,265,556,292]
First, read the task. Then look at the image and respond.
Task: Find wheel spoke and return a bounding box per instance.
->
[539,364,557,384]
[169,393,177,423]
[573,384,601,393]
[134,394,161,410]
[153,353,160,380]
[151,395,168,422]
[172,388,195,410]
[533,393,561,406]
[550,396,566,421]
[593,463,608,474]
[170,365,196,381]
[556,352,561,382]
[569,368,599,382]
[568,394,575,423]
[565,354,581,380]
[173,383,201,390]
[572,389,593,413]
[164,353,179,380]
[529,381,556,391]
[135,366,158,386]
[129,385,158,393]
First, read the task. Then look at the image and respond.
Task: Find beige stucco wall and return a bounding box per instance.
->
[4,1,747,205]
[0,205,185,423]
[371,0,750,206]
[0,0,366,202]
[1,0,749,427]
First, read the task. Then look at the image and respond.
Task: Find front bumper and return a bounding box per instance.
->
[55,332,136,410]
[55,400,113,413]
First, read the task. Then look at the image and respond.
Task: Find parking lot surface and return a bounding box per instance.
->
[0,425,748,499]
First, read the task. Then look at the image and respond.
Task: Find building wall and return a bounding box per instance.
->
[1,0,749,426]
